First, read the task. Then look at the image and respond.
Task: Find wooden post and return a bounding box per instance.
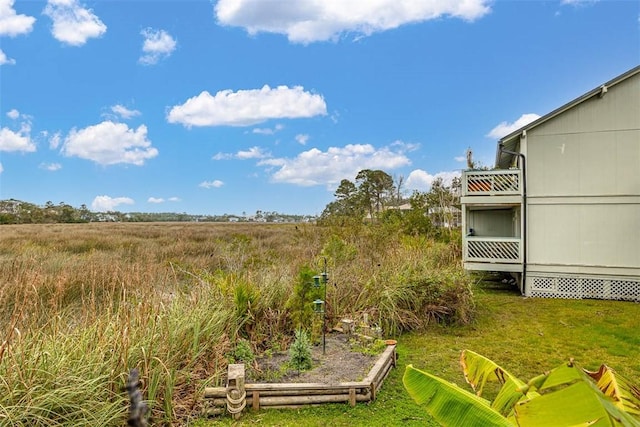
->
[348,388,356,407]
[252,391,260,411]
[226,364,246,419]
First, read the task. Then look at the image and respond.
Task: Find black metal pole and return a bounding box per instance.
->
[323,257,327,355]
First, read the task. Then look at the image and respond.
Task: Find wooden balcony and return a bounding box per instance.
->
[462,170,522,196]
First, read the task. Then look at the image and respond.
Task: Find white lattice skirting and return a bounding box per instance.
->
[526,275,640,301]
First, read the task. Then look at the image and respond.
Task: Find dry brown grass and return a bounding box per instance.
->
[0,222,471,425]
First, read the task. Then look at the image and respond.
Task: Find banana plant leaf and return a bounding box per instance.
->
[514,362,640,427]
[586,365,640,417]
[460,349,539,416]
[403,364,513,427]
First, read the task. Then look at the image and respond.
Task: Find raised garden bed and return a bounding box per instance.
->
[203,336,397,418]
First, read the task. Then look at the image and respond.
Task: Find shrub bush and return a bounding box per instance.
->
[288,329,313,371]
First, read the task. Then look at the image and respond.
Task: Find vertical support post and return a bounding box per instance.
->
[321,257,328,355]
[252,391,260,411]
[226,364,246,419]
[349,388,356,407]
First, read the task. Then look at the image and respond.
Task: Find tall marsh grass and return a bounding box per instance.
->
[0,222,471,425]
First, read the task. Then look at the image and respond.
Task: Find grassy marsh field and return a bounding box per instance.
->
[0,222,638,426]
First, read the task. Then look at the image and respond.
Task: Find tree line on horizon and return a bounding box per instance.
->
[0,199,314,225]
[0,168,460,227]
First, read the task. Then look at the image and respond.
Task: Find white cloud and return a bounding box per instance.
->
[0,0,36,37]
[0,121,35,152]
[0,162,3,173]
[213,146,271,160]
[61,121,158,165]
[0,49,15,65]
[486,113,541,140]
[39,162,62,171]
[43,0,106,46]
[167,85,327,127]
[561,0,598,5]
[6,108,19,119]
[212,152,231,160]
[139,28,177,65]
[252,123,284,135]
[199,180,224,189]
[168,197,181,202]
[215,0,491,43]
[91,195,134,212]
[111,104,141,120]
[405,169,461,191]
[236,146,270,159]
[295,134,309,145]
[258,143,410,187]
[148,197,164,203]
[48,131,61,149]
[454,156,466,162]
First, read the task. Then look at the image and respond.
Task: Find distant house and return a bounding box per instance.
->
[428,206,462,229]
[461,66,640,301]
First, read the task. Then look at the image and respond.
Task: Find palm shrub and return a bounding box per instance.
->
[404,350,640,426]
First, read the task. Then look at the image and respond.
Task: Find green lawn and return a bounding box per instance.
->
[196,279,640,426]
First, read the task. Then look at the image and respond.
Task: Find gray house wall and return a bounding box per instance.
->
[522,70,640,300]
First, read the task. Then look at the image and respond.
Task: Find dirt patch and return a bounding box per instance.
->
[248,333,380,384]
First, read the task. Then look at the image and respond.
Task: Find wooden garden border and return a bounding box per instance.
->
[204,344,396,416]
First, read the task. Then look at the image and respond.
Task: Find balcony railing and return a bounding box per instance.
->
[464,237,522,264]
[462,170,522,196]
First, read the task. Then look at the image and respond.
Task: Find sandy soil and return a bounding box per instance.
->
[248,333,379,384]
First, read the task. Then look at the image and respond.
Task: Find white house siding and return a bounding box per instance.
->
[524,71,640,300]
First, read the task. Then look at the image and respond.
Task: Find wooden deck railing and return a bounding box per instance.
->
[463,170,522,196]
[464,237,522,263]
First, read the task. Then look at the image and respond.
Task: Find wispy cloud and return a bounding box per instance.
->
[295,134,309,145]
[139,28,177,65]
[39,162,62,171]
[213,146,271,160]
[167,85,327,127]
[561,0,599,5]
[43,0,106,46]
[199,180,224,189]
[110,104,141,120]
[252,123,284,135]
[0,49,15,65]
[215,0,491,43]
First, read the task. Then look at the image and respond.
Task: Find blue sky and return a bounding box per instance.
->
[0,0,638,215]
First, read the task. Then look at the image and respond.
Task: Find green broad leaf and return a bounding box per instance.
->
[460,350,537,416]
[515,379,640,427]
[516,361,640,427]
[515,381,611,427]
[403,364,513,427]
[535,362,584,391]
